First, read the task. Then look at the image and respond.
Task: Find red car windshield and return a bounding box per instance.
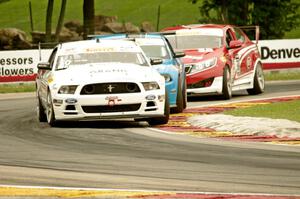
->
[166,35,223,50]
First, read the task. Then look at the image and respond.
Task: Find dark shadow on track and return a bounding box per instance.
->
[44,120,150,129]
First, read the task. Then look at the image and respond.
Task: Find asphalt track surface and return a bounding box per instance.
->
[0,81,299,196]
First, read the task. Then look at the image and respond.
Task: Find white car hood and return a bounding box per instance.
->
[54,63,162,84]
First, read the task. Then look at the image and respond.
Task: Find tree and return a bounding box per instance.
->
[252,0,300,39]
[55,0,67,42]
[83,0,95,39]
[45,0,54,42]
[189,0,300,39]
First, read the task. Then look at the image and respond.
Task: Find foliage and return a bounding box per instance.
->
[0,0,298,39]
[189,0,300,39]
[252,0,300,39]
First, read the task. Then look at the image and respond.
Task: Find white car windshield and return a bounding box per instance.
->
[55,52,148,70]
[140,45,170,59]
[166,35,223,50]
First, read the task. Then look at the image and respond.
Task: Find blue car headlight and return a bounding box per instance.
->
[162,74,172,82]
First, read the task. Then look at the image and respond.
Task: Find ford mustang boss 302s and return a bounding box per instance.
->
[162,24,265,99]
[92,34,187,113]
[36,39,169,126]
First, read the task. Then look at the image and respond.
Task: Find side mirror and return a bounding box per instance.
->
[174,51,185,58]
[37,62,51,70]
[229,40,243,49]
[150,58,163,65]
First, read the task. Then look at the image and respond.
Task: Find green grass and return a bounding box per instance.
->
[264,71,300,81]
[224,99,300,122]
[0,0,299,39]
[0,0,200,37]
[0,83,35,93]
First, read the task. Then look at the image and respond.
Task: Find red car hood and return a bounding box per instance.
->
[182,48,217,64]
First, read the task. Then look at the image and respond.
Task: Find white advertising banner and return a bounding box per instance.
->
[0,39,300,83]
[0,49,52,83]
[258,39,300,70]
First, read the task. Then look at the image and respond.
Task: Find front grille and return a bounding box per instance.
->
[82,103,141,113]
[187,77,214,89]
[80,83,141,95]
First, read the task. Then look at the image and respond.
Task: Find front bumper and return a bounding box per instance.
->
[187,76,223,96]
[51,91,165,121]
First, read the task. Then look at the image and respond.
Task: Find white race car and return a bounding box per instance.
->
[36,39,169,126]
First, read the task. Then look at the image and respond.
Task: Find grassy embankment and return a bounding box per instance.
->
[0,0,299,39]
[0,83,35,93]
[0,0,200,37]
[223,99,300,123]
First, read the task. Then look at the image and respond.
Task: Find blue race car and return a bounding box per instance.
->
[93,34,187,113]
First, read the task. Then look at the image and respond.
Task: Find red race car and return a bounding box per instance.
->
[162,24,265,99]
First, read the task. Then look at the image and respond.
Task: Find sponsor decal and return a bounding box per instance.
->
[261,46,300,60]
[90,69,127,74]
[246,56,252,69]
[105,96,122,106]
[258,39,300,69]
[86,47,115,53]
[0,49,51,82]
[176,28,223,37]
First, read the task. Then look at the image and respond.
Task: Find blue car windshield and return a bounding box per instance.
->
[140,45,170,60]
[166,35,223,50]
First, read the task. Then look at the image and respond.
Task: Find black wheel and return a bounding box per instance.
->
[37,93,47,122]
[148,92,170,126]
[46,91,56,126]
[134,118,145,122]
[222,66,232,99]
[247,63,265,95]
[172,79,184,113]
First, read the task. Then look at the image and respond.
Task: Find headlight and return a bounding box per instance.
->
[58,85,78,94]
[142,82,160,91]
[162,74,172,82]
[187,57,217,73]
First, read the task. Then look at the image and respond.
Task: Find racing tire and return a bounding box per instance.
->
[46,90,56,127]
[148,92,170,126]
[222,66,232,100]
[37,94,47,122]
[134,118,145,122]
[172,79,184,113]
[247,63,265,95]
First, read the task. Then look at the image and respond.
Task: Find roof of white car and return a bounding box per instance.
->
[58,39,143,55]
